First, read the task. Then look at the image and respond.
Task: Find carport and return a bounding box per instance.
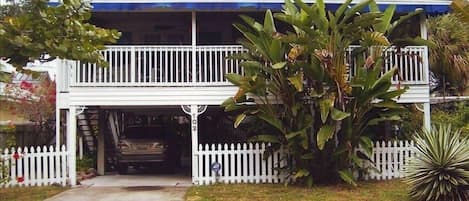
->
[88,106,194,177]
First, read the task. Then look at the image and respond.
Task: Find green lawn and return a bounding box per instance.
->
[0,186,67,201]
[186,180,409,201]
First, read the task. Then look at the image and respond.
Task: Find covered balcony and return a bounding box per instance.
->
[56,11,430,107]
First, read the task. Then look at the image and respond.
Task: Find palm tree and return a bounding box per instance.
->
[428,14,469,95]
[452,0,469,23]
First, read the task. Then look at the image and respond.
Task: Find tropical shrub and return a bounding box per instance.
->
[428,13,469,95]
[432,101,469,137]
[405,125,469,201]
[399,104,424,139]
[452,0,469,23]
[223,0,421,186]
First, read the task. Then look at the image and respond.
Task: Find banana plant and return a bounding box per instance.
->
[224,0,417,186]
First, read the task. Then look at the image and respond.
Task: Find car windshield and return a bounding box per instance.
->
[123,127,164,139]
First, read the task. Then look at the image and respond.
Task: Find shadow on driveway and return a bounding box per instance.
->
[45,185,188,201]
[46,175,191,201]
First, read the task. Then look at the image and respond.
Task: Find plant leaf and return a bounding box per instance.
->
[272,62,287,69]
[317,125,334,150]
[286,130,304,140]
[234,113,246,128]
[259,113,284,133]
[319,97,333,123]
[294,168,310,179]
[338,169,357,186]
[287,73,304,92]
[331,108,350,121]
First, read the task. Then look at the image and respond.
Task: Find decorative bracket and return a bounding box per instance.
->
[181,105,207,116]
[75,106,87,116]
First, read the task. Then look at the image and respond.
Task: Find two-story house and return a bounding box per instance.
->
[51,0,450,185]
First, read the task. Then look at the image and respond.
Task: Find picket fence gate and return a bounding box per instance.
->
[196,140,416,185]
[196,143,287,185]
[0,145,68,187]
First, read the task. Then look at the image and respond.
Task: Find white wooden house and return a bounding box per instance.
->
[47,0,451,186]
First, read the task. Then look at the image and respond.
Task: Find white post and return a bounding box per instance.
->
[423,102,431,130]
[191,11,197,83]
[130,46,136,83]
[421,13,431,131]
[55,109,60,147]
[55,60,61,147]
[190,105,199,185]
[182,105,207,185]
[67,106,77,186]
[97,124,105,176]
[419,13,428,40]
[78,136,83,160]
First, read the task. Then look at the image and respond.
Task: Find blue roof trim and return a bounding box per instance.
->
[49,2,450,14]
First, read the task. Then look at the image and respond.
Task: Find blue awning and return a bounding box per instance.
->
[50,2,450,15]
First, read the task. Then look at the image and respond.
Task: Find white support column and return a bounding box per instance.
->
[182,105,207,185]
[97,111,105,176]
[97,130,105,175]
[55,60,61,147]
[419,13,428,40]
[55,109,60,147]
[78,137,83,160]
[191,11,197,83]
[423,102,431,131]
[67,106,77,186]
[420,13,431,131]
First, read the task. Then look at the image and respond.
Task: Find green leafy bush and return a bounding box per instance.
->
[76,155,96,172]
[405,125,469,201]
[432,102,469,138]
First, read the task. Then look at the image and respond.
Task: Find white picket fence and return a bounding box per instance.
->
[0,141,415,187]
[196,141,416,185]
[0,145,69,187]
[365,140,416,180]
[196,143,287,185]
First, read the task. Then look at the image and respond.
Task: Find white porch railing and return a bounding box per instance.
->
[196,141,416,185]
[65,45,428,88]
[346,46,429,85]
[69,45,245,87]
[1,145,68,187]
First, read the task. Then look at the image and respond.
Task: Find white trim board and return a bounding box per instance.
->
[63,85,429,107]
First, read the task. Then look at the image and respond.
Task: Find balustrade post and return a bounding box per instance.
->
[130,46,136,83]
[191,11,197,83]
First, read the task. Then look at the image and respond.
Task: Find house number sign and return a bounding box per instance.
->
[192,114,197,132]
[211,162,222,175]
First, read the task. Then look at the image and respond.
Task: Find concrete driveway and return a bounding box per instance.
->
[46,175,191,201]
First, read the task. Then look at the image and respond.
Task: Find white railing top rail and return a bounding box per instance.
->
[105,45,193,48]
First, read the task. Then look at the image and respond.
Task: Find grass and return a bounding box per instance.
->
[0,186,67,201]
[185,180,409,201]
